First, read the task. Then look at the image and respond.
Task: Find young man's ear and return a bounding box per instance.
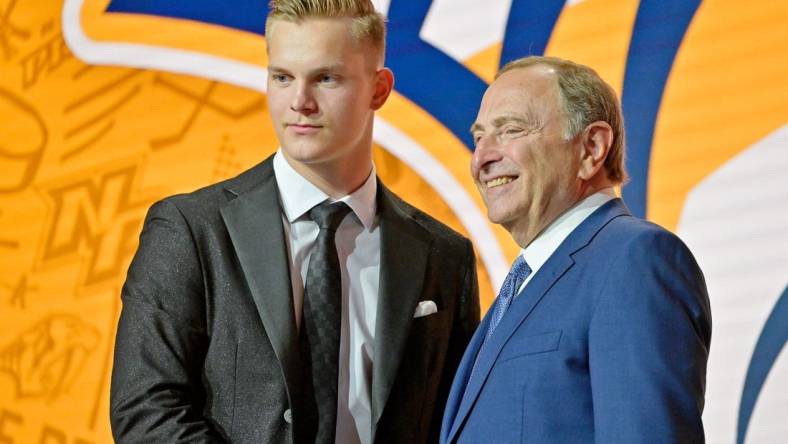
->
[577,121,613,181]
[371,68,394,110]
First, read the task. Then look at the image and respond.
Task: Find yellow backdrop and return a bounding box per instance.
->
[1,0,786,443]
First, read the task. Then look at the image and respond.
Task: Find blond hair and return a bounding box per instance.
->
[498,56,627,184]
[266,0,386,61]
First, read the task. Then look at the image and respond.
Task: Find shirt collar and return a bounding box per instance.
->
[521,188,616,274]
[272,149,377,229]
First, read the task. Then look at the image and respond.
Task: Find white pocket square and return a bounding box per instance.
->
[413,300,438,318]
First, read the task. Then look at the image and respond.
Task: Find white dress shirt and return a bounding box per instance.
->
[517,189,617,294]
[273,150,379,444]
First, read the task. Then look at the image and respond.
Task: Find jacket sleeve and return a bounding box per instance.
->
[430,238,481,442]
[589,229,712,443]
[110,199,227,443]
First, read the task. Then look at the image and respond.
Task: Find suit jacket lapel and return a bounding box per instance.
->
[447,199,630,443]
[371,185,431,429]
[219,160,300,394]
[447,254,574,443]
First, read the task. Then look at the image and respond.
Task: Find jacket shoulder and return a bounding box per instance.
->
[605,214,688,249]
[383,187,470,251]
[597,214,703,278]
[153,157,274,216]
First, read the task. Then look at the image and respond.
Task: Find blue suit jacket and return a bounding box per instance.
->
[441,199,711,443]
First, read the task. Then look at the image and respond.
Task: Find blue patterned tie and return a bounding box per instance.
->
[485,255,531,339]
[464,255,531,394]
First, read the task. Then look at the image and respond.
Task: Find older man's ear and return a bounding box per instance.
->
[577,121,613,182]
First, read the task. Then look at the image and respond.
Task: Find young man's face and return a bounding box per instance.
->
[266,17,386,182]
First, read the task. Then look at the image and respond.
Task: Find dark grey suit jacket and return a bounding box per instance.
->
[109,156,480,443]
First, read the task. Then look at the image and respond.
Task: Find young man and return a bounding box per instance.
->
[441,56,711,443]
[110,1,479,443]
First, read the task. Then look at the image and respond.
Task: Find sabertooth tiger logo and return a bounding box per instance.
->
[0,314,100,400]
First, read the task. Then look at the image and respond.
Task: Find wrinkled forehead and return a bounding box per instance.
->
[477,67,562,123]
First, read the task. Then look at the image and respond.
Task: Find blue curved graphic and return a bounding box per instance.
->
[107,0,269,35]
[737,286,788,444]
[386,0,488,149]
[499,0,564,67]
[103,0,703,192]
[620,0,701,218]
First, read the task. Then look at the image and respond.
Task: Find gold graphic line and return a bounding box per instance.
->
[154,75,265,117]
[19,32,72,90]
[0,0,31,59]
[8,275,31,309]
[150,80,218,150]
[65,86,129,138]
[0,87,48,193]
[61,81,142,140]
[19,32,61,65]
[40,20,54,36]
[0,239,19,248]
[73,64,95,80]
[61,120,114,162]
[64,82,141,138]
[64,70,141,113]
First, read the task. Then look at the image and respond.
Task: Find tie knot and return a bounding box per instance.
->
[310,201,351,232]
[508,255,532,289]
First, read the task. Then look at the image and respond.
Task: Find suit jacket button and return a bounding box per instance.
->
[283,409,292,424]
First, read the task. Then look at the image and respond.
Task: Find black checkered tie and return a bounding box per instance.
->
[301,201,351,444]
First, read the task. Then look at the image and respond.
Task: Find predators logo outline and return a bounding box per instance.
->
[0,314,100,402]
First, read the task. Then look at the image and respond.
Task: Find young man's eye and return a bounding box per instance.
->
[320,74,337,83]
[271,73,290,83]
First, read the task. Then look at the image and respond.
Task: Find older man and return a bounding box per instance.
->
[441,56,711,443]
[110,1,479,443]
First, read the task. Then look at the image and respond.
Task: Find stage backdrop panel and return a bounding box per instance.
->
[0,0,785,442]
